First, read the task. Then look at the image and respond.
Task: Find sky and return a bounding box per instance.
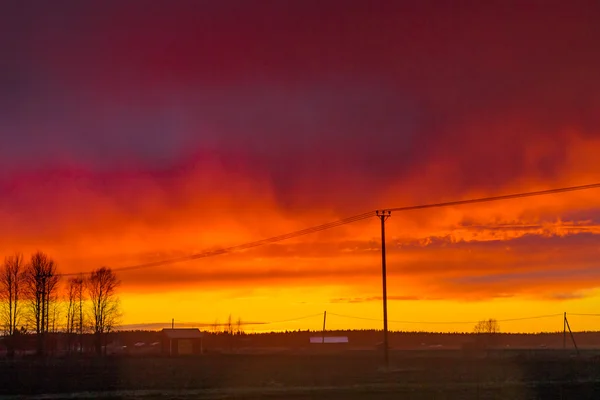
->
[2,0,600,333]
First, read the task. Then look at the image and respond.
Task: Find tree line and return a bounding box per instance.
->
[0,251,120,356]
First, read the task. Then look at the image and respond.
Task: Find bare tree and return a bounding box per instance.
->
[66,278,77,335]
[211,318,220,333]
[225,314,234,351]
[66,277,85,332]
[473,318,500,351]
[473,318,500,334]
[77,274,85,352]
[226,314,233,335]
[65,276,86,353]
[23,251,60,355]
[49,300,61,333]
[0,253,24,336]
[87,267,120,355]
[236,317,243,335]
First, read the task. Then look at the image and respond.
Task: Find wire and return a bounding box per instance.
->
[60,211,375,276]
[116,313,324,330]
[258,313,324,325]
[61,182,600,276]
[386,182,600,213]
[328,312,563,325]
[496,314,563,322]
[327,313,386,323]
[569,313,600,317]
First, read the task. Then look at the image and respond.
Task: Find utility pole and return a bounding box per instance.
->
[564,314,580,356]
[376,210,391,369]
[563,312,566,350]
[322,311,327,343]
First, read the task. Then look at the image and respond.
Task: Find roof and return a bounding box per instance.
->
[161,328,204,339]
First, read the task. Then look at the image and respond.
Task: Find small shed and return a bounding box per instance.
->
[161,328,204,356]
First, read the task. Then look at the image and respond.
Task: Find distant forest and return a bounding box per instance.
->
[105,329,596,352]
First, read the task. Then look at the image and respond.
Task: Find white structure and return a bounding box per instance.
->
[309,336,348,344]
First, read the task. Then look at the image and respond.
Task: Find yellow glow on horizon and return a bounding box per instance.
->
[118,288,600,333]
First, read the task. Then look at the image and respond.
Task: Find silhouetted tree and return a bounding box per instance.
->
[474,318,500,351]
[211,318,220,333]
[0,253,24,337]
[236,317,243,335]
[474,319,500,334]
[49,301,61,333]
[77,274,85,352]
[226,314,233,335]
[226,314,234,351]
[65,276,85,352]
[23,251,60,355]
[88,267,120,355]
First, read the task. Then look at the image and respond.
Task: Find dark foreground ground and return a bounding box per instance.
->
[1,350,600,399]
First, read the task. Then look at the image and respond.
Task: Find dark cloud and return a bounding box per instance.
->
[543,292,587,301]
[2,0,599,206]
[451,268,600,286]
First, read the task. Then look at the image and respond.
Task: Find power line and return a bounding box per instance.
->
[387,182,600,213]
[569,313,600,317]
[259,313,324,325]
[328,312,563,325]
[496,314,563,322]
[326,312,384,323]
[116,313,324,330]
[62,182,600,277]
[61,211,374,276]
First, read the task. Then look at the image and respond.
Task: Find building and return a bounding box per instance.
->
[309,336,349,352]
[309,336,349,344]
[161,328,204,356]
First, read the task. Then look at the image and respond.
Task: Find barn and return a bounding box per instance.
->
[161,328,204,356]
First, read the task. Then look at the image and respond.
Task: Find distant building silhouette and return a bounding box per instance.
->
[161,328,204,356]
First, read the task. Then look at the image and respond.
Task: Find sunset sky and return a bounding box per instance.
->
[2,1,600,333]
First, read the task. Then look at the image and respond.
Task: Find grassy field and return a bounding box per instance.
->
[1,350,600,399]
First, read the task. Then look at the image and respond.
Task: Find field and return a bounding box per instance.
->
[1,350,600,399]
